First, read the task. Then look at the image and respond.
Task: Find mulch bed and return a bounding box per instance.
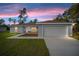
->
[20,32,38,37]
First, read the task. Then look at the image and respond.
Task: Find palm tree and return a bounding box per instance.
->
[18,8,27,24]
[23,17,27,24]
[18,10,23,24]
[13,19,16,24]
[23,8,27,16]
[8,18,12,25]
[22,8,27,24]
[29,20,33,23]
[29,19,38,24]
[33,19,38,23]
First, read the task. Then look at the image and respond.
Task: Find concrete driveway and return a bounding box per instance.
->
[44,37,79,56]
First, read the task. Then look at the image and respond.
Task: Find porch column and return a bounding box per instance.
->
[67,25,73,37]
[70,25,73,36]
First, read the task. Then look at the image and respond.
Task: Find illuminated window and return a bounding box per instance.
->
[31,27,37,32]
[15,27,18,32]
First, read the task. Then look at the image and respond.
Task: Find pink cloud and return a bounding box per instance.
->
[0,7,66,20]
[0,13,19,18]
[37,18,54,21]
[0,4,24,18]
[27,8,66,17]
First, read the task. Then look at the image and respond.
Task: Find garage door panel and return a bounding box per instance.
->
[44,26,66,38]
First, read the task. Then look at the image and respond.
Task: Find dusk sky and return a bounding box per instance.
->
[0,3,72,24]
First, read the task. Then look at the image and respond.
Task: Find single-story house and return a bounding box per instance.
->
[10,22,75,38]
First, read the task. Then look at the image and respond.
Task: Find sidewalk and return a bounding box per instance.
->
[7,33,42,39]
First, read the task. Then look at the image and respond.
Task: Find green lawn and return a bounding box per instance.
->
[0,32,49,56]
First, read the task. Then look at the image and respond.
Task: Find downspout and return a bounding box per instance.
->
[42,24,44,39]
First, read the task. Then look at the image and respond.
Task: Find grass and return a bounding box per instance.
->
[0,32,49,56]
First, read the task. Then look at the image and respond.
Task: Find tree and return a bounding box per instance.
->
[8,18,12,25]
[18,8,27,24]
[18,15,23,24]
[54,14,65,22]
[63,3,79,32]
[33,19,38,23]
[62,10,72,22]
[0,18,5,25]
[29,19,38,24]
[23,8,27,16]
[13,19,16,24]
[29,20,33,23]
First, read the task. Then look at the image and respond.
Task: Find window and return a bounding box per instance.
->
[15,27,18,32]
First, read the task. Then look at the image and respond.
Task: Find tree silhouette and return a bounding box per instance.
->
[0,18,5,25]
[8,18,12,25]
[13,19,16,24]
[18,8,27,24]
[33,19,38,23]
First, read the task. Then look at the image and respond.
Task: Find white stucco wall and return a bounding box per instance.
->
[10,26,26,33]
[10,25,37,33]
[18,26,25,33]
[38,25,44,38]
[10,27,15,33]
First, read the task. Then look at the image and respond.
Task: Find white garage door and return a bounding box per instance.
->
[44,26,67,38]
